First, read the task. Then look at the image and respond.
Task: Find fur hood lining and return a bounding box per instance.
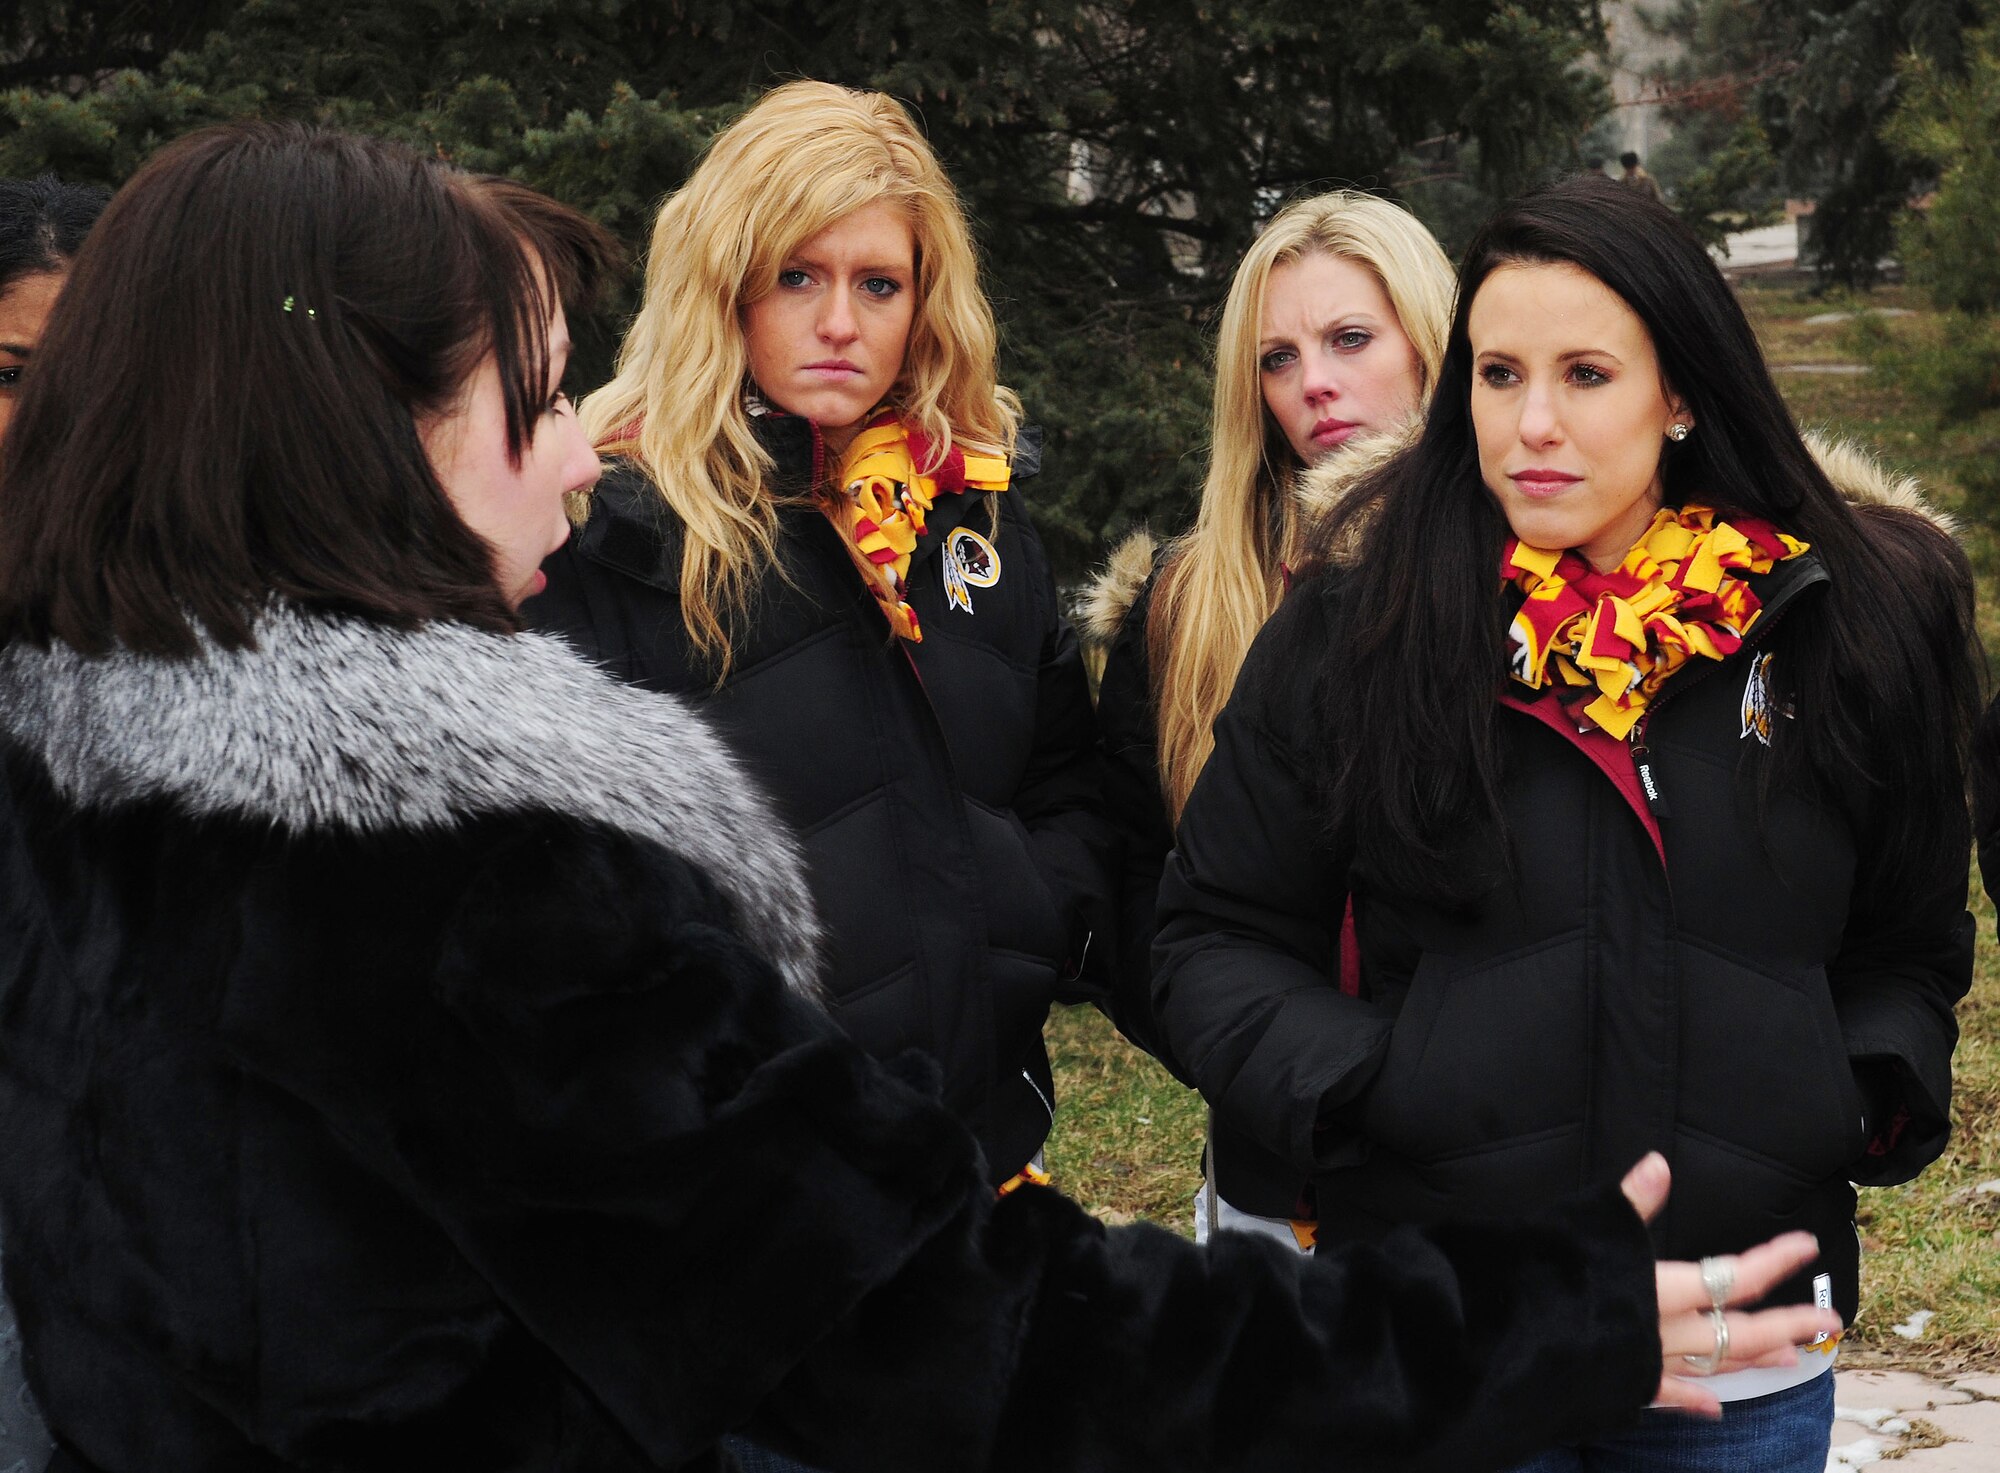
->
[0,605,823,996]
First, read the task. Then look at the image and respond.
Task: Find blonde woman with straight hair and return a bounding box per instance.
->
[1083,189,1455,1247]
[530,91,1114,1467]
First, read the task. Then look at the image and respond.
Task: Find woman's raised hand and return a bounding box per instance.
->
[1620,1152,1845,1417]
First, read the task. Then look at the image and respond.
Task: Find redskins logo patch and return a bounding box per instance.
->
[944,527,1001,614]
[1740,651,1792,746]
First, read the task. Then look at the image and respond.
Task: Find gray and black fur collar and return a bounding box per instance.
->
[0,603,822,996]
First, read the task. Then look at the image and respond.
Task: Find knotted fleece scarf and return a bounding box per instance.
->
[1504,503,1808,739]
[824,410,1010,641]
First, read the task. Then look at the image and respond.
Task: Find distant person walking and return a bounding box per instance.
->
[1619,151,1666,205]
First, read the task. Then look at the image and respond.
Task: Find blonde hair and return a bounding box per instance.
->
[1149,191,1455,820]
[582,80,1019,670]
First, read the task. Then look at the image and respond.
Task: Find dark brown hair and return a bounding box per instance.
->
[0,124,619,654]
[0,174,109,295]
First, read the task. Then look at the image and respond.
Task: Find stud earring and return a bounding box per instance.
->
[1668,423,1691,442]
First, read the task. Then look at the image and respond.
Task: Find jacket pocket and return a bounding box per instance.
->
[1677,939,1859,1183]
[961,795,1065,962]
[986,947,1062,1080]
[799,789,910,993]
[1361,932,1590,1164]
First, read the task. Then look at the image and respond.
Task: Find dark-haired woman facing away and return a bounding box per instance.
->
[0,169,107,1473]
[0,127,1843,1470]
[1155,175,1976,1473]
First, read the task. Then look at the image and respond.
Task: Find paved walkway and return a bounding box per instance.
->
[1832,1368,2000,1470]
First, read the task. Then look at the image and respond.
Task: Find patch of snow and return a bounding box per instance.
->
[1712,221,1799,269]
[1802,309,1915,325]
[1834,1407,1911,1434]
[1943,1177,2000,1207]
[1891,1308,1936,1340]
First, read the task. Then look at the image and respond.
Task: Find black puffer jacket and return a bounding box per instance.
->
[1080,531,1178,1068]
[0,602,1664,1472]
[1095,560,1315,1217]
[527,415,1113,1182]
[1081,428,1414,1077]
[1155,501,1972,1324]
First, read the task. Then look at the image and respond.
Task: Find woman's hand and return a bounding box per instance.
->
[1620,1152,1845,1417]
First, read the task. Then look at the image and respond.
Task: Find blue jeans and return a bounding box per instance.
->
[721,1437,828,1473]
[1505,1371,1834,1472]
[1,1234,56,1473]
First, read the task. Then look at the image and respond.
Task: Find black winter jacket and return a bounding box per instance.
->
[1082,427,1412,1079]
[1094,557,1328,1230]
[1083,536,1179,1068]
[1155,522,1972,1324]
[0,603,1664,1471]
[526,417,1110,1182]
[1973,695,2000,929]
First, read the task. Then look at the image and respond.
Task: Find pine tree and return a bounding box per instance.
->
[1629,0,1977,288]
[2,0,1611,569]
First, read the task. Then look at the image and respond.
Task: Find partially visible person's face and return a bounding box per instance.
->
[0,268,68,441]
[1470,261,1689,571]
[423,299,600,607]
[741,201,918,457]
[1257,250,1425,465]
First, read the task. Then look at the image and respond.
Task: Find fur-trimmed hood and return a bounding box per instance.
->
[1076,525,1161,647]
[1802,428,1958,536]
[1077,420,1421,645]
[0,604,822,995]
[1078,426,1955,643]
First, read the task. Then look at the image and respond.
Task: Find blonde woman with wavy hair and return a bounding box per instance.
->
[579,79,1019,665]
[532,89,1115,1473]
[1084,189,1455,1248]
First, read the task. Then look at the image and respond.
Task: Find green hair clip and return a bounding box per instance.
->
[281,295,318,320]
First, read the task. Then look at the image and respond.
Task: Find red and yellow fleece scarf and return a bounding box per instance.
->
[824,410,1010,642]
[1504,504,1808,739]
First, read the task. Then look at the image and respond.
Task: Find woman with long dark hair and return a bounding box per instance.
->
[1155,174,1976,1471]
[0,127,1840,1470]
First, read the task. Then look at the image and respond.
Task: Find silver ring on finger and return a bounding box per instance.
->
[1698,1255,1735,1314]
[1680,1307,1729,1374]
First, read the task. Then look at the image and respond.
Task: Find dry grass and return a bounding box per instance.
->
[1045,279,2000,1361]
[1042,1004,1203,1229]
[1846,881,2000,1365]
